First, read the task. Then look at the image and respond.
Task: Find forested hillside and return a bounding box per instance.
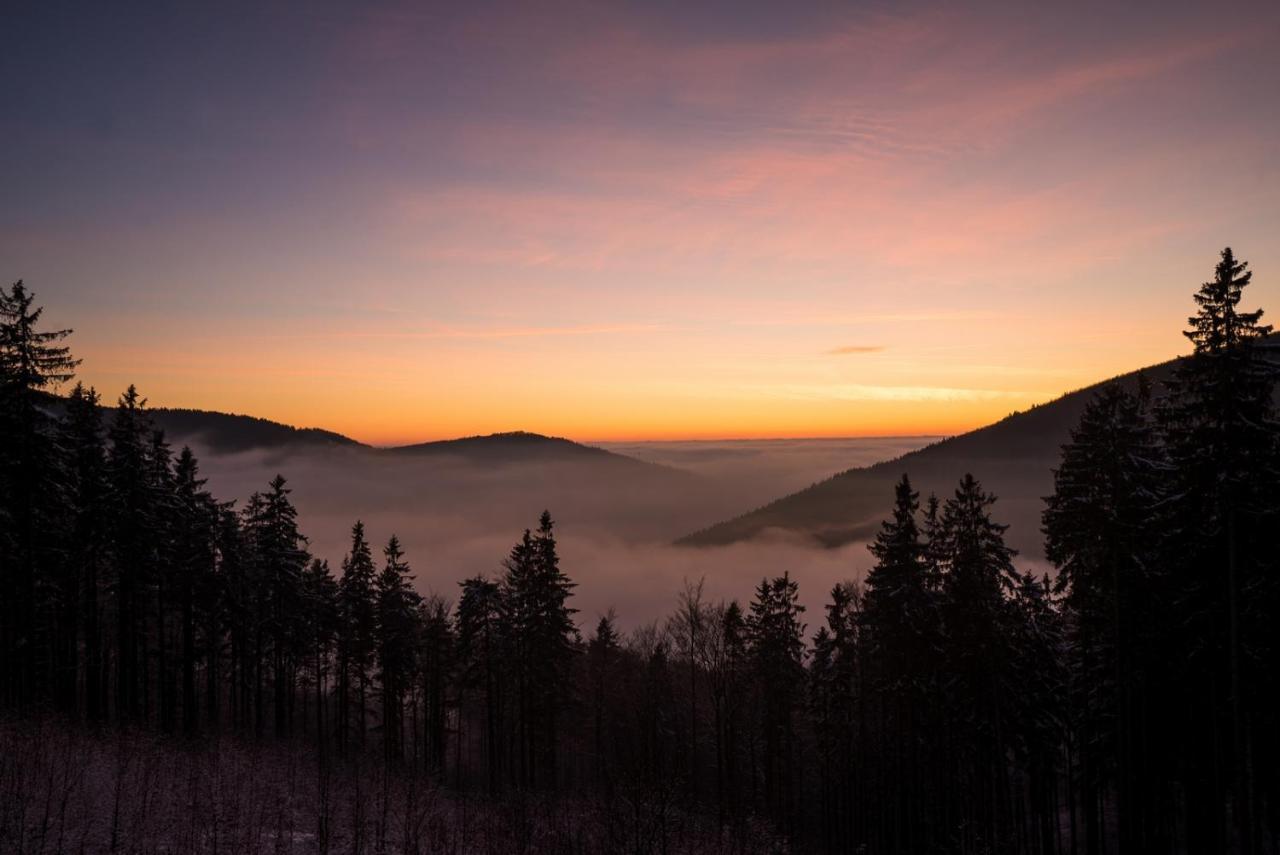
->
[2,247,1278,853]
[678,360,1179,556]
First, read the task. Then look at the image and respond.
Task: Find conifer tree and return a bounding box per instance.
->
[337,520,378,751]
[245,475,309,737]
[1006,571,1067,855]
[861,475,940,852]
[810,582,862,851]
[375,534,419,762]
[501,512,577,789]
[1045,381,1161,851]
[456,575,505,792]
[300,557,339,746]
[0,281,78,708]
[746,573,806,832]
[172,446,217,736]
[1157,247,1277,852]
[587,611,621,792]
[105,386,158,722]
[938,473,1019,851]
[417,594,453,774]
[57,384,107,719]
[148,429,180,733]
[215,502,249,729]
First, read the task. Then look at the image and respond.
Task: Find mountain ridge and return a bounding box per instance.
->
[676,355,1183,555]
[150,408,694,476]
[43,395,669,471]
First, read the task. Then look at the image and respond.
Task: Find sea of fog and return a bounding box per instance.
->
[190,436,937,629]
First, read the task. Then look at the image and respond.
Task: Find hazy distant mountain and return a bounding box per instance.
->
[678,357,1182,559]
[386,430,678,471]
[148,409,669,472]
[138,408,708,553]
[149,408,365,454]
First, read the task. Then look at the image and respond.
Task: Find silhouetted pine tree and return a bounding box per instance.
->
[105,386,159,722]
[1045,381,1161,852]
[214,499,258,730]
[172,446,217,736]
[745,573,805,834]
[0,281,78,709]
[417,593,454,775]
[861,474,941,852]
[809,581,862,851]
[300,557,338,746]
[337,520,377,752]
[1157,247,1278,853]
[147,429,180,733]
[375,535,420,762]
[938,474,1019,853]
[456,575,505,792]
[587,611,621,794]
[1006,571,1067,855]
[244,475,308,737]
[56,383,106,719]
[501,511,577,789]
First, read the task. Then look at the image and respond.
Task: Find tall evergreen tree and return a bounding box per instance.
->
[1045,381,1161,852]
[172,446,217,736]
[244,475,309,737]
[57,384,106,719]
[861,475,939,853]
[105,386,158,722]
[375,534,420,762]
[1006,571,1067,855]
[501,511,577,789]
[745,573,806,833]
[1158,247,1277,853]
[0,281,78,708]
[587,611,621,793]
[810,582,862,851]
[337,520,378,752]
[418,593,454,775]
[147,429,179,733]
[938,474,1019,852]
[300,557,339,747]
[456,575,505,792]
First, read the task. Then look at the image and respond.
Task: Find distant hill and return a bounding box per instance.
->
[143,408,683,476]
[149,408,365,454]
[386,430,676,469]
[677,357,1182,558]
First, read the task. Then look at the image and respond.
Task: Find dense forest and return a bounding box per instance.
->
[1,247,1277,853]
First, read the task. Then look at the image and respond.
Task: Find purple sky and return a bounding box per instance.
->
[5,0,1279,442]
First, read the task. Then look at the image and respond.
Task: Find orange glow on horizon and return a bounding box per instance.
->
[10,1,1279,443]
[67,323,1192,446]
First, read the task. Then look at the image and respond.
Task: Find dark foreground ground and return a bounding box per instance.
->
[0,718,781,855]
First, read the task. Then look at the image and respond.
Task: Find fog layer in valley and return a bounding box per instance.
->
[180,436,933,626]
[598,436,940,504]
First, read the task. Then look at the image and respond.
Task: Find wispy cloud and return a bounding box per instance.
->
[311,322,679,341]
[766,384,1031,403]
[826,345,885,355]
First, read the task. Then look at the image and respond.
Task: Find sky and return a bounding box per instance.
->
[4,0,1279,444]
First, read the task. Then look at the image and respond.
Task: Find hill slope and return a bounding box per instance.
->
[149,408,365,454]
[143,410,706,551]
[146,409,667,472]
[385,430,675,470]
[677,358,1180,558]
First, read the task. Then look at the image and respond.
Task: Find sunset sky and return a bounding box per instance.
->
[5,0,1279,443]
